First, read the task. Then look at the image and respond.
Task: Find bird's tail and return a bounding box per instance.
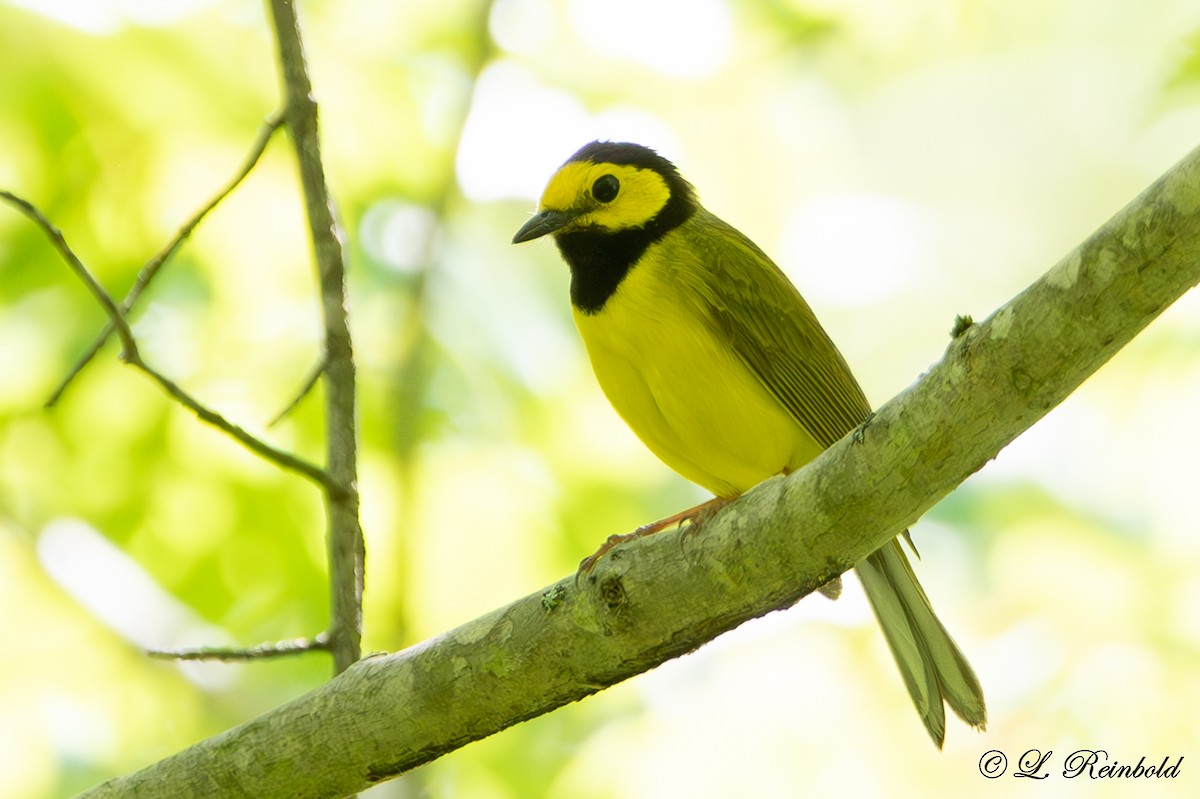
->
[854,537,987,747]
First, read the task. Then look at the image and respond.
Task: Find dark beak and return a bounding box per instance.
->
[512,209,576,244]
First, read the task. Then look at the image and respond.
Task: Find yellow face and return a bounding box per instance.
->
[538,160,672,233]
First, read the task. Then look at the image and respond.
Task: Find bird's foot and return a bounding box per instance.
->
[577,496,731,575]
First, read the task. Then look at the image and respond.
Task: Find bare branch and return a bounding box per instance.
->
[45,111,286,406]
[267,0,365,675]
[128,358,338,491]
[148,636,328,662]
[1,190,140,359]
[0,191,339,493]
[268,352,328,427]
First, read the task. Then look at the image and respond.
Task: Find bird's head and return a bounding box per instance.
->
[512,141,696,243]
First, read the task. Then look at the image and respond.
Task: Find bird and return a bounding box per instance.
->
[512,140,986,747]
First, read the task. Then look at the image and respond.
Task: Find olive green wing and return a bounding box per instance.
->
[687,214,987,745]
[690,210,872,448]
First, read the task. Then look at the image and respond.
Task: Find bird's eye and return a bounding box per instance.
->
[592,174,620,203]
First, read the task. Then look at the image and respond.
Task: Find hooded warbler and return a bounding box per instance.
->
[513,140,985,746]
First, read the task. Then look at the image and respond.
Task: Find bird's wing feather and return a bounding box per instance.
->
[690,210,872,448]
[689,214,988,745]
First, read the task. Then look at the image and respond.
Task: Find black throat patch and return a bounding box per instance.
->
[557,193,696,315]
[557,227,658,314]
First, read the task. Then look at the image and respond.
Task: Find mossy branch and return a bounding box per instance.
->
[73,142,1200,799]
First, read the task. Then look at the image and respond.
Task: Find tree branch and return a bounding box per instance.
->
[266,0,365,676]
[130,361,339,492]
[71,139,1200,799]
[1,191,141,359]
[0,191,337,491]
[269,351,328,427]
[45,110,285,407]
[148,636,328,662]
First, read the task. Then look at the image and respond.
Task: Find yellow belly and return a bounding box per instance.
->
[573,253,824,498]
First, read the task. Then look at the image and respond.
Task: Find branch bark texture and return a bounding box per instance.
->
[75,144,1200,798]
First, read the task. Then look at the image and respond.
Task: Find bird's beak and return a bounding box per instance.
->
[512,209,576,244]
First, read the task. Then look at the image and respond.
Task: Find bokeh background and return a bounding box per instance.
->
[2,0,1199,797]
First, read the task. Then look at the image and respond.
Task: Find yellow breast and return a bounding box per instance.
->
[572,233,824,498]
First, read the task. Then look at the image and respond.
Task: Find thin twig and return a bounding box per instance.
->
[268,0,365,677]
[268,351,328,427]
[46,110,286,407]
[129,359,339,491]
[1,190,140,359]
[0,191,341,493]
[148,635,328,662]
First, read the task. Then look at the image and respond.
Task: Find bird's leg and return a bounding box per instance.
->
[578,496,731,574]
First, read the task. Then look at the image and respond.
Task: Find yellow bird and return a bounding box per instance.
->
[513,141,986,746]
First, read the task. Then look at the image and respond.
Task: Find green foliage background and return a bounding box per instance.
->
[2,0,1199,797]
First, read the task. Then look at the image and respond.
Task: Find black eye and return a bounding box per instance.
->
[592,174,619,203]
